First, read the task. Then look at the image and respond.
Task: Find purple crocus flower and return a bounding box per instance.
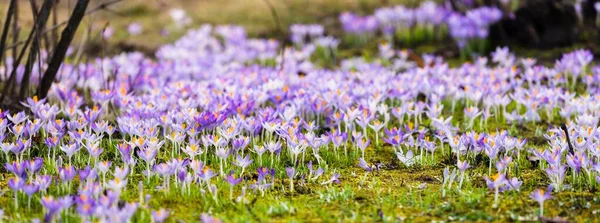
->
[59,165,77,182]
[227,171,243,186]
[286,167,295,192]
[44,136,61,149]
[266,141,282,156]
[107,176,127,191]
[182,142,202,158]
[286,167,295,179]
[128,23,143,36]
[198,167,216,183]
[97,191,118,209]
[495,156,512,172]
[137,148,158,163]
[545,165,566,191]
[23,183,39,196]
[86,141,104,159]
[58,195,74,210]
[96,161,112,175]
[114,166,130,179]
[233,154,253,176]
[5,161,27,178]
[0,142,14,155]
[457,160,470,171]
[189,160,205,175]
[321,172,341,185]
[200,213,222,223]
[79,165,97,182]
[566,151,588,173]
[41,196,63,221]
[226,170,243,199]
[34,175,52,192]
[35,104,59,121]
[82,105,102,123]
[117,202,139,222]
[21,96,46,111]
[8,177,25,191]
[484,172,507,207]
[531,185,553,216]
[358,158,374,172]
[329,131,348,148]
[257,167,269,181]
[102,27,114,39]
[176,169,187,182]
[76,199,95,217]
[152,209,169,223]
[383,127,404,146]
[269,168,276,180]
[153,163,174,178]
[504,177,522,191]
[60,142,80,161]
[25,119,42,136]
[456,159,470,189]
[232,136,250,152]
[484,173,506,189]
[117,143,133,165]
[9,140,27,155]
[7,111,27,125]
[25,158,43,174]
[312,167,324,181]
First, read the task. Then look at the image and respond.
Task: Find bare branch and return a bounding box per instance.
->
[29,0,53,54]
[260,0,286,72]
[51,1,58,47]
[11,0,19,61]
[0,0,17,72]
[19,0,55,100]
[37,0,91,99]
[0,10,37,103]
[3,0,123,53]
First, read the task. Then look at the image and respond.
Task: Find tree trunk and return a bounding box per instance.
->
[37,0,90,99]
[19,0,55,100]
[0,0,17,75]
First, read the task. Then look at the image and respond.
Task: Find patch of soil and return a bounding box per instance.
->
[83,40,157,58]
[415,174,436,183]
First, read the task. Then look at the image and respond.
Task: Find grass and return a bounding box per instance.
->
[6,160,598,222]
[0,95,596,222]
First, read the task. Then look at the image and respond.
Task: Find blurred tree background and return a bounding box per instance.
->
[0,0,425,57]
